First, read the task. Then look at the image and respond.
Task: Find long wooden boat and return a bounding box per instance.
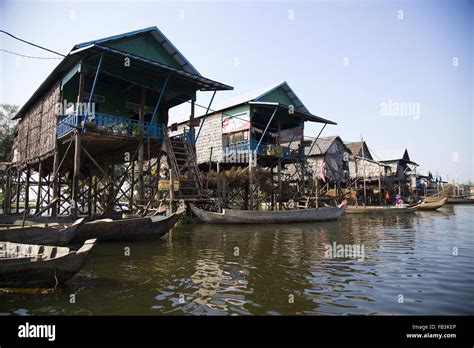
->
[418,198,447,211]
[346,204,419,214]
[190,204,346,224]
[0,218,85,246]
[70,208,185,242]
[446,197,474,204]
[0,239,96,288]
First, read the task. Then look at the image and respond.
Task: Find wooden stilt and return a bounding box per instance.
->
[249,152,254,211]
[25,166,31,213]
[138,87,146,204]
[277,122,282,210]
[35,162,42,214]
[71,131,81,218]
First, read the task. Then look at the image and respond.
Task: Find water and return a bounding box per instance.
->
[1,205,473,315]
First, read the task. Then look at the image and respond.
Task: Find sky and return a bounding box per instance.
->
[0,0,472,182]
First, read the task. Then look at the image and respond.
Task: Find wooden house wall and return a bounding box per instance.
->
[195,113,223,164]
[12,82,60,168]
[348,158,385,179]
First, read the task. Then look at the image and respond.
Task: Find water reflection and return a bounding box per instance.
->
[0,206,473,315]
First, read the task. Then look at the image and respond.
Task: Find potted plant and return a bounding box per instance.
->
[132,124,145,138]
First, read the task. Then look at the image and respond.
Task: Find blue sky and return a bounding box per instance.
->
[1,0,472,182]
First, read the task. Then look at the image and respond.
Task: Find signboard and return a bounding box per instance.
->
[222,112,250,134]
[158,180,180,191]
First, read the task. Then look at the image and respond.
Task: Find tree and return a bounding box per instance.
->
[0,104,19,162]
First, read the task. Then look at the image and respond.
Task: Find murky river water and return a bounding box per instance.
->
[1,205,473,315]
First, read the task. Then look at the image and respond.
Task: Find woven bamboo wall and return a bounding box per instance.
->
[12,82,60,169]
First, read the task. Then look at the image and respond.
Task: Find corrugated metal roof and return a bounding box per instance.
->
[14,28,232,120]
[92,44,232,91]
[72,26,201,76]
[306,136,339,156]
[170,81,325,124]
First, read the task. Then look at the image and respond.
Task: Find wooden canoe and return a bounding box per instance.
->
[70,207,185,242]
[0,218,85,246]
[190,204,346,224]
[346,205,419,214]
[418,198,447,211]
[0,239,96,288]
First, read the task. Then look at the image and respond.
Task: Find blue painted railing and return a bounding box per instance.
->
[57,112,164,140]
[56,114,84,138]
[225,140,294,159]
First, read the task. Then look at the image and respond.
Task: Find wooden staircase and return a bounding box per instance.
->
[164,131,204,201]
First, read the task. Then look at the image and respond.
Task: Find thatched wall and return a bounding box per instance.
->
[12,82,60,168]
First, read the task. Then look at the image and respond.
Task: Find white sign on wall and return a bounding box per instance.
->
[222,112,250,134]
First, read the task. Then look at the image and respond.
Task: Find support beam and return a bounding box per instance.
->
[25,166,30,213]
[35,162,43,214]
[150,74,170,125]
[256,107,278,152]
[138,87,146,203]
[71,131,81,218]
[195,90,216,143]
[86,54,104,119]
[278,122,282,210]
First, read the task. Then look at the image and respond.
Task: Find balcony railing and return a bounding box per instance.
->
[224,140,298,159]
[57,112,164,140]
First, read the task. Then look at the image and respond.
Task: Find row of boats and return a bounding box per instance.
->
[0,208,185,289]
[0,195,464,289]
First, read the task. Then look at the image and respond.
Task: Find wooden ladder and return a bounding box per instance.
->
[164,131,204,200]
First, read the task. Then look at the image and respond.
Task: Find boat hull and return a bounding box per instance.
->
[0,219,84,246]
[446,198,474,204]
[190,204,346,224]
[418,198,447,211]
[346,205,418,214]
[71,208,185,242]
[0,239,96,288]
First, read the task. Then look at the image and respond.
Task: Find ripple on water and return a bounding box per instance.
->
[0,206,472,315]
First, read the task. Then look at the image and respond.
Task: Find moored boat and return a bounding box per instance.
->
[446,197,474,204]
[190,204,346,224]
[71,207,185,242]
[346,204,419,214]
[418,198,447,211]
[0,239,97,288]
[0,218,85,246]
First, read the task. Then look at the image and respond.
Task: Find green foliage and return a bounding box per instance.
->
[0,104,19,162]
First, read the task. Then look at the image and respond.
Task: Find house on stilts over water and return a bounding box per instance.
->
[377,148,419,199]
[6,26,232,218]
[345,140,392,205]
[170,82,336,210]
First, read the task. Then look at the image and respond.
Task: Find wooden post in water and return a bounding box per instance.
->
[216,161,221,199]
[130,161,135,212]
[378,172,382,205]
[169,168,174,213]
[138,87,146,205]
[249,151,254,211]
[315,177,319,208]
[51,151,59,217]
[24,165,31,213]
[71,131,81,218]
[4,168,11,214]
[35,161,42,214]
[278,122,282,211]
[361,137,367,205]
